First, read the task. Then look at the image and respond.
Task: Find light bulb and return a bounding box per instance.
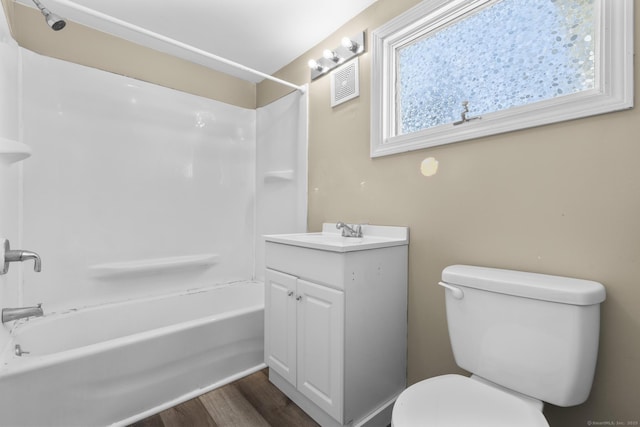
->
[341,37,357,52]
[323,49,339,62]
[308,59,321,70]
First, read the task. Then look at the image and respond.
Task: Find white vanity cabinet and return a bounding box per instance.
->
[264,224,409,427]
[265,269,345,420]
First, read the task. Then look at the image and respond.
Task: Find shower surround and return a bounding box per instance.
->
[0,14,306,424]
[16,46,306,311]
[21,48,258,310]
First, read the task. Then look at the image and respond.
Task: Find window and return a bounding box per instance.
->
[370,0,633,157]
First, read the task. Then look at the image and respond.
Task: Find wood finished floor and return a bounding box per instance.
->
[128,369,319,427]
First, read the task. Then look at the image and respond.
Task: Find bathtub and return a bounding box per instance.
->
[0,280,265,427]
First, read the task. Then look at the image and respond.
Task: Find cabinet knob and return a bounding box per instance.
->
[296,296,303,301]
[288,291,294,297]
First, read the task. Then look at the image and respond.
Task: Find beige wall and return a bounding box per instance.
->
[2,1,256,109]
[261,0,640,425]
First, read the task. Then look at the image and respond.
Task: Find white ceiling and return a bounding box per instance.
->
[18,0,378,83]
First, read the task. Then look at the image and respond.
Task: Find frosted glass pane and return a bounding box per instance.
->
[397,0,596,135]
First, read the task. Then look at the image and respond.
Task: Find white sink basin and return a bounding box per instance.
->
[264,223,409,253]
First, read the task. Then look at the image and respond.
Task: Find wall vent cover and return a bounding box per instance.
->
[331,58,359,107]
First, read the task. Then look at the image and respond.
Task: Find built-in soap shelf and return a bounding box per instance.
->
[264,169,294,182]
[89,253,219,277]
[0,137,32,164]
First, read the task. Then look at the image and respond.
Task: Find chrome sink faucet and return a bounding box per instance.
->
[1,239,42,275]
[2,303,44,323]
[336,221,363,238]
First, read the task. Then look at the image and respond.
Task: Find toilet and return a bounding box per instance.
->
[392,265,606,427]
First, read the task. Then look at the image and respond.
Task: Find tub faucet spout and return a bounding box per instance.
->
[2,304,43,323]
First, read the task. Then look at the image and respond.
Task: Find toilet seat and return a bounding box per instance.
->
[392,374,549,427]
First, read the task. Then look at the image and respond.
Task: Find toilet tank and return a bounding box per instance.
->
[441,265,606,407]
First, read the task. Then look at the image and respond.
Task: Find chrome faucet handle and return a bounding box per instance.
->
[1,239,42,274]
[16,251,42,272]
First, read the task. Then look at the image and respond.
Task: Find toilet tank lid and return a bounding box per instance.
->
[442,265,606,305]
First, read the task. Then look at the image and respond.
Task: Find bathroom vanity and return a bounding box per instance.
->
[264,223,409,427]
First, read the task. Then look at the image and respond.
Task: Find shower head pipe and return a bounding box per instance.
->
[31,0,66,31]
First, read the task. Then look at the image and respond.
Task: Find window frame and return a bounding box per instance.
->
[370,0,634,158]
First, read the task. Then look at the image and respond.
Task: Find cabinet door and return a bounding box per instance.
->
[265,269,297,385]
[296,279,344,422]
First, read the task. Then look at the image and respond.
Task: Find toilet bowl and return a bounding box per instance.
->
[392,375,548,427]
[392,265,606,427]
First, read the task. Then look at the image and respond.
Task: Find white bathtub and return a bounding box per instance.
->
[0,281,265,427]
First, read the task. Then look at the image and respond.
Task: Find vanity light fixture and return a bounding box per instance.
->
[309,31,365,80]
